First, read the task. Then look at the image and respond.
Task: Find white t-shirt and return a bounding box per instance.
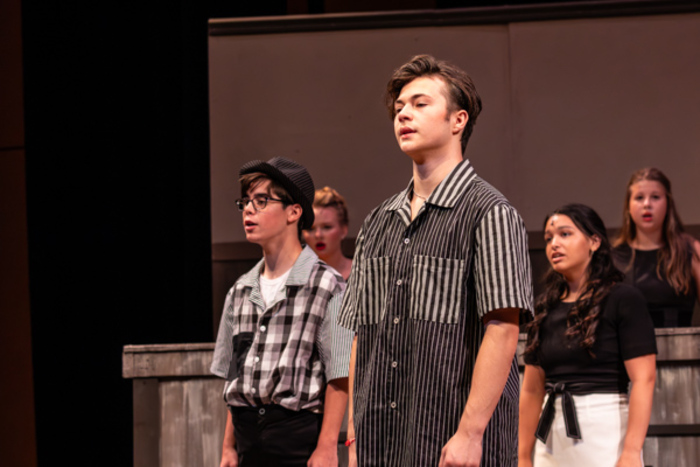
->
[259,269,291,309]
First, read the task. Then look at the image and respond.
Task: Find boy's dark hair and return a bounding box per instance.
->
[385,54,483,154]
[240,172,304,240]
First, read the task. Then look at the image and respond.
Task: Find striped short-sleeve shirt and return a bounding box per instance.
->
[211,246,354,413]
[338,159,533,466]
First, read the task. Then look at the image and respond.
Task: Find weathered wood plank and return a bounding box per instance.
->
[643,436,700,467]
[652,365,700,425]
[123,343,216,378]
[159,379,227,467]
[133,379,159,467]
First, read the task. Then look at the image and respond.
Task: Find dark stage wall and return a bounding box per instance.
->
[20,2,221,465]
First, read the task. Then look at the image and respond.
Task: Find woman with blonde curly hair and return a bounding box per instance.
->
[613,167,700,327]
[303,186,352,280]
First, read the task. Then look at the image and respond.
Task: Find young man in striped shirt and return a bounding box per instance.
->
[211,157,353,467]
[339,55,533,466]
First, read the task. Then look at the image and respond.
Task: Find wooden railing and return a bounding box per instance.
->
[124,328,700,467]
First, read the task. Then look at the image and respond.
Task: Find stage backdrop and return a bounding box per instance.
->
[209,9,700,251]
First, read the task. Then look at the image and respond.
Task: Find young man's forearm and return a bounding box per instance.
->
[308,377,349,467]
[518,365,546,466]
[220,410,238,467]
[462,310,519,434]
[440,308,520,466]
[318,378,349,446]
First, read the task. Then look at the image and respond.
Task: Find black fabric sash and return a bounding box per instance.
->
[534,380,625,443]
[536,382,581,443]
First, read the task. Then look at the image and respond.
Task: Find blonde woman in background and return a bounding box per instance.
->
[304,187,352,280]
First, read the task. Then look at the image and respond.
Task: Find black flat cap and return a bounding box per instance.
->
[239,157,315,229]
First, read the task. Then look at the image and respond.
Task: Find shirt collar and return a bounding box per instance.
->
[385,158,476,212]
[237,245,319,288]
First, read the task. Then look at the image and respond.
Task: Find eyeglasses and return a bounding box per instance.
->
[235,195,286,212]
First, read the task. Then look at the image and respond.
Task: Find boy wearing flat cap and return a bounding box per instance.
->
[211,157,353,467]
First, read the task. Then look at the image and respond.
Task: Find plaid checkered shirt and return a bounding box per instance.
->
[211,246,353,413]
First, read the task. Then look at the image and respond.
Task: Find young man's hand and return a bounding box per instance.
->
[307,440,338,467]
[438,430,482,467]
[219,446,238,467]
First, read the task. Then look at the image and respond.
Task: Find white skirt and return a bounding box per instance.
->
[533,392,642,467]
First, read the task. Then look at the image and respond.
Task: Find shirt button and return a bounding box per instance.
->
[392,361,398,368]
[251,387,256,394]
[393,317,400,324]
[258,408,266,415]
[390,401,397,409]
[396,279,402,286]
[254,356,260,363]
[404,238,410,245]
[260,325,266,332]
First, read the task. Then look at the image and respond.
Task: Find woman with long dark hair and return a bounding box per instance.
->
[519,204,656,467]
[613,167,700,327]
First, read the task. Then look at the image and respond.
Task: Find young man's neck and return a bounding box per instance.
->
[260,233,303,279]
[411,148,463,199]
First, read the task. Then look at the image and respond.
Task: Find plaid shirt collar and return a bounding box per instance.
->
[237,245,319,308]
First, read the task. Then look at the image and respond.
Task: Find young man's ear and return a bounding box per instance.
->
[286,204,303,225]
[452,109,468,136]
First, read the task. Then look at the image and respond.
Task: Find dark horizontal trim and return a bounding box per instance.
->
[124,343,215,353]
[212,242,262,261]
[0,146,25,152]
[213,224,700,261]
[212,239,355,261]
[647,424,700,437]
[528,224,700,250]
[208,1,700,36]
[656,358,700,366]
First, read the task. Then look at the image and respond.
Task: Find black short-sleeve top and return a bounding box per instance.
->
[613,244,697,328]
[525,284,657,392]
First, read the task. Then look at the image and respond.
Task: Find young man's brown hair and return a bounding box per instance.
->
[385,54,483,154]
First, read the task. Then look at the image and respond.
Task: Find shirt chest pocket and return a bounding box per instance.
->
[410,255,464,324]
[357,256,392,326]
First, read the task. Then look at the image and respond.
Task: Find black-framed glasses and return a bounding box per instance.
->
[235,195,286,212]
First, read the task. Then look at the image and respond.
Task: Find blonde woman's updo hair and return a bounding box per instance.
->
[313,187,349,227]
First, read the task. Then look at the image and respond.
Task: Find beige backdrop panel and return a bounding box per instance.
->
[510,13,700,230]
[209,24,512,243]
[209,12,700,244]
